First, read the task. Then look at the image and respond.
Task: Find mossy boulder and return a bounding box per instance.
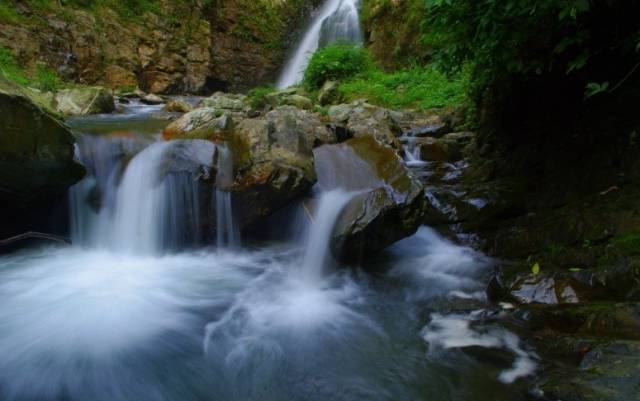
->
[328,101,403,149]
[54,87,115,116]
[0,76,84,229]
[313,136,426,262]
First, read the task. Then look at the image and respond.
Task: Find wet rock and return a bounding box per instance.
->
[0,76,84,227]
[314,136,426,261]
[227,113,318,228]
[417,137,461,162]
[54,87,115,116]
[541,341,640,401]
[163,108,232,140]
[318,80,340,105]
[266,106,336,148]
[163,99,193,114]
[140,93,164,105]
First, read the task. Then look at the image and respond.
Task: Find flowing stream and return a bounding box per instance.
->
[277,0,362,89]
[0,106,536,401]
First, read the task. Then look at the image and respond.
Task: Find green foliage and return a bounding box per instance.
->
[303,44,373,90]
[246,86,275,109]
[339,64,470,110]
[0,46,29,86]
[0,3,24,24]
[34,65,61,92]
[423,0,640,98]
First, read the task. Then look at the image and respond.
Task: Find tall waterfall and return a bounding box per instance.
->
[277,0,362,89]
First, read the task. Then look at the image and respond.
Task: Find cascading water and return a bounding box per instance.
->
[300,189,354,281]
[213,144,239,248]
[277,0,362,89]
[0,107,537,401]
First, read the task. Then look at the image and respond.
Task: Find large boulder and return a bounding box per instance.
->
[328,101,403,148]
[200,92,246,111]
[0,76,84,233]
[227,106,335,227]
[54,86,115,116]
[163,105,334,229]
[313,136,426,261]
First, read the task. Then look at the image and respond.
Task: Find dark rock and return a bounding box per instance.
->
[313,136,426,261]
[0,76,84,233]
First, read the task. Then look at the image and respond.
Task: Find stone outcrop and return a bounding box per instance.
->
[328,101,403,148]
[0,1,322,94]
[0,76,84,234]
[54,87,115,116]
[313,136,426,261]
[163,104,335,229]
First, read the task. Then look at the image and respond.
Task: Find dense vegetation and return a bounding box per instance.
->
[0,46,61,91]
[421,0,640,139]
[303,43,469,110]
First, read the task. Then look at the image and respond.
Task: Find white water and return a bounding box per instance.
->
[214,145,239,248]
[110,141,172,254]
[277,0,362,89]
[301,189,354,281]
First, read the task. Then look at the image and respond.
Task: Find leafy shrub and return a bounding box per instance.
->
[303,43,372,90]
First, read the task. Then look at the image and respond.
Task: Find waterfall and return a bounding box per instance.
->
[277,0,362,89]
[301,189,354,281]
[69,136,222,255]
[214,144,239,248]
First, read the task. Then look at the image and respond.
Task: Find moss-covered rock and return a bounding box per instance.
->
[0,75,83,231]
[314,136,426,262]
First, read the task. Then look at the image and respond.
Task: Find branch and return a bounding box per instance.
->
[0,231,71,247]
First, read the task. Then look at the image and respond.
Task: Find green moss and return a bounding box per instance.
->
[0,3,24,24]
[246,86,276,109]
[0,46,29,86]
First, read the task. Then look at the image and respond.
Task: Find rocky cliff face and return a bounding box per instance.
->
[0,0,320,94]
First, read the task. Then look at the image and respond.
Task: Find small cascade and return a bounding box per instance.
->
[400,132,428,168]
[70,136,219,255]
[277,0,362,89]
[110,141,173,254]
[213,145,240,248]
[300,189,354,281]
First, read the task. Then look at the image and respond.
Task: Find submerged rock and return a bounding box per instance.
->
[54,86,115,115]
[0,76,84,230]
[314,136,426,261]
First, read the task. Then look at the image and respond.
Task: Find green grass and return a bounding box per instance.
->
[0,3,24,24]
[0,45,63,91]
[339,65,470,110]
[0,46,29,86]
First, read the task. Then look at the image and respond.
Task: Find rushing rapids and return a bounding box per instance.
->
[0,104,537,401]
